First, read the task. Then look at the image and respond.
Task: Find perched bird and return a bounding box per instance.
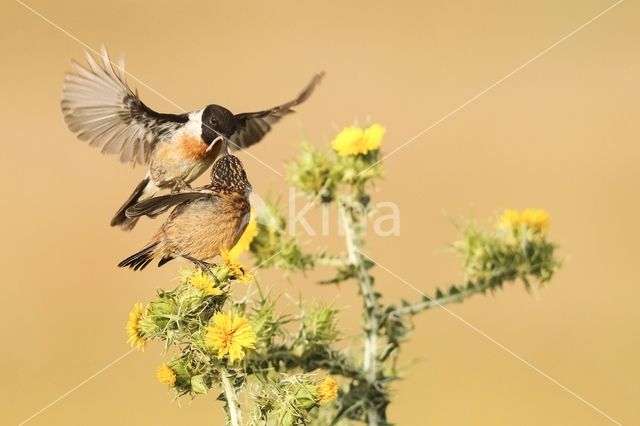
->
[61,47,323,230]
[118,154,251,271]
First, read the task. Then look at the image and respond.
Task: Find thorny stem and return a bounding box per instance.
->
[339,201,379,426]
[398,270,522,316]
[221,370,242,426]
[398,283,491,315]
[313,256,349,268]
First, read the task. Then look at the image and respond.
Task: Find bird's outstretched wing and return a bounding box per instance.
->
[61,47,188,166]
[230,72,325,150]
[126,189,215,218]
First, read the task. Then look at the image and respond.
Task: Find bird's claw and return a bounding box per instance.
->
[171,178,192,193]
[184,255,216,272]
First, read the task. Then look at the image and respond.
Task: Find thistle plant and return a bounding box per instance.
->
[125,123,562,425]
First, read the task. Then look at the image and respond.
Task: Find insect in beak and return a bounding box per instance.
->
[206,135,225,152]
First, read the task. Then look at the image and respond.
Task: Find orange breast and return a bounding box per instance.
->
[179,136,209,160]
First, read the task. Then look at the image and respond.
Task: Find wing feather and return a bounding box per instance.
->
[61,47,188,166]
[230,72,324,150]
[126,189,216,218]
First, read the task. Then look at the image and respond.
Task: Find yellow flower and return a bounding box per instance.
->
[521,209,550,233]
[229,212,258,259]
[222,249,254,284]
[363,123,385,151]
[205,312,256,362]
[498,209,550,234]
[331,126,364,156]
[126,303,149,351]
[498,209,521,229]
[331,124,385,156]
[187,269,223,296]
[156,364,176,385]
[316,376,338,403]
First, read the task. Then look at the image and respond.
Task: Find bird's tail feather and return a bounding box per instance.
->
[111,176,156,231]
[158,256,174,267]
[118,242,159,271]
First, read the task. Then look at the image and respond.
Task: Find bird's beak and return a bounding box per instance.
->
[206,135,224,152]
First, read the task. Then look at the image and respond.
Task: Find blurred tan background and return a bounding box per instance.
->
[1,0,638,424]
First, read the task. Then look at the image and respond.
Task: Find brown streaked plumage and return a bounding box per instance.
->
[61,47,324,230]
[118,155,251,271]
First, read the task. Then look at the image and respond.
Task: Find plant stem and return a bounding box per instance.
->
[397,281,494,315]
[220,369,242,426]
[314,256,349,268]
[340,202,379,426]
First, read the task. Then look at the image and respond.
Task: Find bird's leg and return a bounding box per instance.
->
[183,255,217,272]
[171,177,192,193]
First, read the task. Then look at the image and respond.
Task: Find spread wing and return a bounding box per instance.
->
[230,71,324,150]
[61,47,188,166]
[126,189,216,218]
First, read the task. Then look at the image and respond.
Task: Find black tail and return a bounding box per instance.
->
[118,242,159,271]
[111,177,150,231]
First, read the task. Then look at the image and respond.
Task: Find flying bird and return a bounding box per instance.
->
[118,154,251,271]
[61,47,323,230]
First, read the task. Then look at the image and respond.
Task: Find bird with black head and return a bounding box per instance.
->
[62,47,323,230]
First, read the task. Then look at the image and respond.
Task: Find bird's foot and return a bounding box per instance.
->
[170,178,193,193]
[184,255,216,272]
